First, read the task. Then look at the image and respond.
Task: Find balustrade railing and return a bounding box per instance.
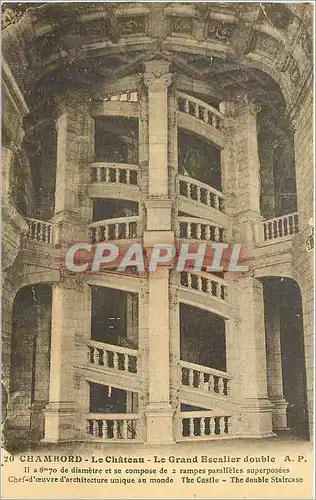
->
[180,270,228,302]
[177,174,225,212]
[89,216,141,243]
[180,360,232,397]
[259,212,299,244]
[89,163,139,186]
[24,217,53,244]
[179,411,231,439]
[86,340,139,374]
[86,413,139,440]
[178,217,225,242]
[177,91,224,131]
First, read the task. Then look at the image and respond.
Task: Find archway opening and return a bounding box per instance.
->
[262,277,308,438]
[8,284,52,442]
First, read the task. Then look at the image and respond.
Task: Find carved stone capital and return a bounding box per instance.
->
[143,72,172,92]
[143,60,172,92]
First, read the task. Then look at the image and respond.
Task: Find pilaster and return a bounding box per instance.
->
[264,300,289,432]
[236,276,274,437]
[43,277,91,442]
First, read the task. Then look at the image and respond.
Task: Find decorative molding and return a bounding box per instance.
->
[207,21,235,42]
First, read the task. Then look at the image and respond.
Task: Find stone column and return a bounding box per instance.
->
[143,60,172,198]
[145,267,174,444]
[142,60,175,443]
[31,294,52,440]
[126,293,138,346]
[2,144,15,203]
[264,300,289,432]
[43,278,91,442]
[237,276,274,437]
[53,92,94,248]
[220,96,263,244]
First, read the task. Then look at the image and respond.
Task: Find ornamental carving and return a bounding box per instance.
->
[207,21,234,42]
[119,15,146,35]
[279,53,300,84]
[171,16,193,35]
[143,72,173,92]
[255,33,282,58]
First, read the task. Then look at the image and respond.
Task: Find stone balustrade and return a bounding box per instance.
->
[180,360,232,397]
[177,174,225,212]
[258,212,299,245]
[24,217,53,244]
[178,216,225,242]
[86,413,139,440]
[89,216,141,243]
[86,340,139,374]
[180,270,228,302]
[179,411,231,439]
[177,91,224,131]
[89,162,139,186]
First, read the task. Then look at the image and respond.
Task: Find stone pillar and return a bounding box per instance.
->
[258,136,277,219]
[237,277,274,437]
[31,294,52,440]
[43,278,91,442]
[126,293,138,346]
[143,60,172,198]
[142,60,175,443]
[220,96,263,244]
[53,92,94,248]
[145,267,174,444]
[2,144,15,203]
[264,300,289,432]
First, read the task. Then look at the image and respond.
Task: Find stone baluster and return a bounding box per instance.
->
[218,377,224,396]
[214,195,220,210]
[96,226,101,243]
[184,98,190,114]
[214,226,220,242]
[200,417,206,437]
[187,222,192,238]
[187,273,192,288]
[205,225,211,240]
[209,417,215,436]
[197,275,203,291]
[203,108,209,123]
[121,419,128,439]
[211,114,218,129]
[115,168,120,183]
[209,375,215,394]
[104,225,109,241]
[197,186,201,203]
[186,182,191,198]
[114,224,119,239]
[126,169,131,184]
[196,223,202,240]
[189,418,195,437]
[194,103,199,118]
[92,420,99,437]
[113,420,119,439]
[204,190,210,207]
[105,168,110,182]
[188,368,194,387]
[123,354,128,371]
[102,419,108,438]
[198,371,204,389]
[96,167,101,182]
[113,352,119,370]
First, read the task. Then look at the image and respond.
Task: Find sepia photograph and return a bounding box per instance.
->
[1,1,314,498]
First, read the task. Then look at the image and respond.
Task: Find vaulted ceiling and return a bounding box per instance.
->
[2,3,313,117]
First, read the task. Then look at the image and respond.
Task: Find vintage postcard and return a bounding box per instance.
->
[1,1,315,499]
